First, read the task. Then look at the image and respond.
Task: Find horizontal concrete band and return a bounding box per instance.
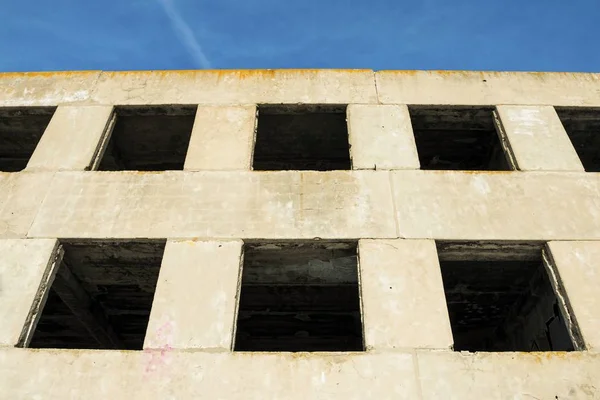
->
[1,70,600,107]
[0,349,598,399]
[0,170,596,240]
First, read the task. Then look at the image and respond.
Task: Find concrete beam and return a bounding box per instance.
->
[23,170,600,241]
[0,71,101,107]
[347,105,420,170]
[390,170,600,240]
[27,171,396,239]
[495,106,584,171]
[0,348,598,399]
[90,70,378,106]
[0,239,58,347]
[359,239,453,349]
[376,70,600,106]
[144,240,243,350]
[416,350,600,399]
[26,105,114,171]
[184,106,256,171]
[0,172,55,239]
[546,241,600,352]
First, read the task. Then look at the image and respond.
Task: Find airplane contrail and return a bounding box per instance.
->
[157,0,212,69]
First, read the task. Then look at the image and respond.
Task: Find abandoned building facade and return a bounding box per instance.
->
[0,69,599,398]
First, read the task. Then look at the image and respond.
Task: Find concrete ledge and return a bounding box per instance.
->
[417,351,600,399]
[91,69,378,105]
[22,170,600,240]
[0,349,597,399]
[27,171,396,239]
[0,172,56,239]
[391,170,600,240]
[376,70,600,106]
[3,70,600,108]
[0,71,101,107]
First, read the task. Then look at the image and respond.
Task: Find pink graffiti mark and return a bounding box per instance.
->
[144,320,175,375]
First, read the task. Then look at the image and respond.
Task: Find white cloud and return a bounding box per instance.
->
[157,0,212,68]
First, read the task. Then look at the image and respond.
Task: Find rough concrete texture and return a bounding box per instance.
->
[496,105,584,171]
[0,239,57,346]
[20,170,600,240]
[391,170,600,240]
[347,105,420,170]
[27,171,395,239]
[376,70,600,106]
[359,239,453,349]
[0,71,101,107]
[184,105,256,171]
[417,351,600,399]
[1,70,599,399]
[144,240,242,350]
[0,349,598,399]
[26,105,114,171]
[0,172,55,238]
[547,241,600,352]
[91,70,377,105]
[2,70,600,107]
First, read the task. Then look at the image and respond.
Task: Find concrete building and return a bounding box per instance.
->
[0,69,599,398]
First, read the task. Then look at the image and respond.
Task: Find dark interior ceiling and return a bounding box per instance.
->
[235,240,363,352]
[98,106,196,171]
[0,107,55,172]
[29,240,166,350]
[555,108,600,172]
[409,106,510,170]
[252,105,351,171]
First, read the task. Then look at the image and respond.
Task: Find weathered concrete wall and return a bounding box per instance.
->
[1,69,600,399]
[0,349,598,399]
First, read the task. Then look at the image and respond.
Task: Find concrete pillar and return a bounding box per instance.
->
[184,105,256,171]
[0,239,58,347]
[546,241,600,352]
[144,240,243,350]
[347,104,420,170]
[25,105,114,171]
[495,105,584,171]
[359,239,453,349]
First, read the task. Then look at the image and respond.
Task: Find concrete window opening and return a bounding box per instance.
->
[555,107,600,172]
[27,240,166,350]
[0,107,55,171]
[96,106,196,171]
[437,241,579,352]
[252,105,351,171]
[409,106,510,170]
[234,240,363,352]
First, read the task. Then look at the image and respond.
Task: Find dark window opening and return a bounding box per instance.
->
[0,107,55,172]
[252,105,351,171]
[555,107,600,172]
[28,240,166,350]
[97,106,196,171]
[409,106,510,170]
[234,240,363,352]
[437,241,577,352]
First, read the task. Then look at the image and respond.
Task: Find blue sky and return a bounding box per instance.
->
[1,0,599,72]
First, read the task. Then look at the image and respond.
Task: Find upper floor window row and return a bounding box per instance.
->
[0,105,598,172]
